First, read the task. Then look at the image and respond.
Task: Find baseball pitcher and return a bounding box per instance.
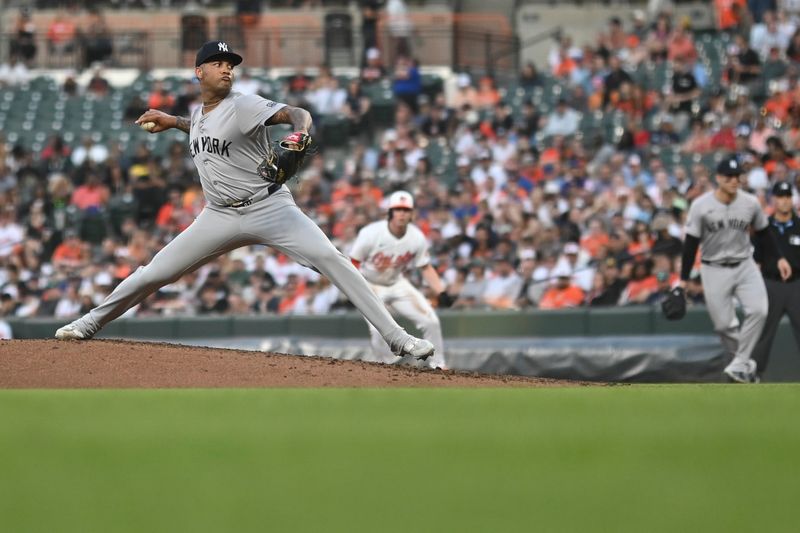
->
[678,155,791,383]
[55,41,434,361]
[350,191,450,369]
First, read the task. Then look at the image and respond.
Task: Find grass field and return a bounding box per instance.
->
[1,386,798,532]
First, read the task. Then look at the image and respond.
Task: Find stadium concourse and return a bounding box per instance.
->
[3,5,800,339]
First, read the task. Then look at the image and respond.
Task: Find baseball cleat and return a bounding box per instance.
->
[397,337,434,361]
[54,320,95,341]
[723,359,758,384]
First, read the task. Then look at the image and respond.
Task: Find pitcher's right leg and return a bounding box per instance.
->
[56,207,250,339]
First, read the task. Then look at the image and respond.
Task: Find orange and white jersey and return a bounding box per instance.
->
[350,220,430,286]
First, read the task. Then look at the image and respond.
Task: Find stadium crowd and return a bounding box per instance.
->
[4,2,800,336]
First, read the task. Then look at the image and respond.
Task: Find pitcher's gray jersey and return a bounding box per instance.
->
[189,91,285,206]
[685,190,768,263]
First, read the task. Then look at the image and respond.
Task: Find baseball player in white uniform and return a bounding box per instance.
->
[54,41,434,362]
[679,155,791,383]
[350,191,449,369]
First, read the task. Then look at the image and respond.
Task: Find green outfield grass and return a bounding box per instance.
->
[1,386,798,532]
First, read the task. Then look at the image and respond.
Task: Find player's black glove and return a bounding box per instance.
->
[437,291,455,308]
[661,287,687,320]
[257,131,313,185]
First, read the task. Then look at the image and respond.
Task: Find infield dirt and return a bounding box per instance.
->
[0,339,589,388]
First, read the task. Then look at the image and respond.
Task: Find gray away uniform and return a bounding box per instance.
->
[74,91,414,351]
[684,190,769,364]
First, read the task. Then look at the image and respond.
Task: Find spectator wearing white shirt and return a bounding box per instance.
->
[0,209,24,259]
[232,68,262,96]
[751,11,792,60]
[482,255,523,309]
[70,136,108,167]
[542,98,580,138]
[470,150,507,188]
[0,57,29,87]
[307,76,347,116]
[491,128,518,166]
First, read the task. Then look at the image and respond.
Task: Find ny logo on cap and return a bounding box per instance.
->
[218,42,228,52]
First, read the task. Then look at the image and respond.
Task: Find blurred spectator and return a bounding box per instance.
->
[360,47,386,85]
[619,259,658,305]
[55,281,82,318]
[481,255,522,309]
[386,0,413,57]
[716,0,749,31]
[360,1,381,53]
[155,187,194,234]
[668,18,698,63]
[519,62,542,89]
[343,79,372,137]
[726,33,762,87]
[0,57,29,87]
[538,264,585,309]
[476,76,501,110]
[147,80,176,113]
[87,67,111,97]
[71,136,109,167]
[173,79,201,117]
[233,68,262,96]
[10,8,37,66]
[644,12,672,63]
[80,8,113,68]
[0,208,24,259]
[542,98,580,138]
[603,54,633,108]
[587,257,627,306]
[392,56,421,112]
[0,316,13,339]
[307,66,346,116]
[70,170,109,212]
[750,11,790,60]
[52,230,89,271]
[46,12,78,56]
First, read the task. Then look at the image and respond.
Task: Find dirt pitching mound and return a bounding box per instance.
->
[0,339,588,389]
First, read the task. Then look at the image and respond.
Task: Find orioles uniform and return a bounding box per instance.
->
[350,191,446,369]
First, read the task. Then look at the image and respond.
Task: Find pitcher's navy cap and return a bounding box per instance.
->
[195,41,243,67]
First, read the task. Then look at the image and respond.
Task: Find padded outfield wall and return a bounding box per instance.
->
[7,307,800,383]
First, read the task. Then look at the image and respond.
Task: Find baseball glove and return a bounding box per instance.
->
[437,291,455,308]
[257,131,313,185]
[661,287,687,320]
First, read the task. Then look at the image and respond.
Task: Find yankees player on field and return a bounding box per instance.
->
[679,155,791,383]
[55,41,434,361]
[350,191,449,369]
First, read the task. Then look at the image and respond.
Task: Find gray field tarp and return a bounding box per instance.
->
[158,334,732,383]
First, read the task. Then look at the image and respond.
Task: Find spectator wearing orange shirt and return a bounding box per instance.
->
[156,187,194,233]
[539,265,585,309]
[70,171,109,212]
[619,259,658,305]
[476,76,500,110]
[52,230,89,270]
[147,80,176,113]
[715,0,748,31]
[47,12,77,55]
[580,218,610,259]
[764,135,800,175]
[667,20,698,63]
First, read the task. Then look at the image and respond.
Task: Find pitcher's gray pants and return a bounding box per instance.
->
[85,189,409,349]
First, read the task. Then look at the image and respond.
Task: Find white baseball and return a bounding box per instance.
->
[140,121,156,131]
